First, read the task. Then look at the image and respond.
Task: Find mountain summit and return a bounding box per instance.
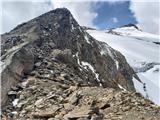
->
[121,23,139,30]
[1,8,159,119]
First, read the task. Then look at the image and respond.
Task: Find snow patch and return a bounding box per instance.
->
[75,52,81,67]
[71,23,76,32]
[81,61,102,86]
[21,81,28,88]
[115,61,119,70]
[100,44,119,70]
[84,34,91,44]
[12,99,19,106]
[111,26,160,42]
[0,61,4,73]
[87,29,160,105]
[73,52,102,86]
[75,52,82,71]
[78,26,83,33]
[11,111,18,114]
[118,84,126,91]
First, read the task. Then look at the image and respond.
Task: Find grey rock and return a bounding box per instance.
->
[35,62,41,67]
[69,91,82,105]
[11,86,19,91]
[48,118,60,120]
[8,91,17,96]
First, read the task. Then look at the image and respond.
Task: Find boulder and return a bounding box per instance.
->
[1,46,34,108]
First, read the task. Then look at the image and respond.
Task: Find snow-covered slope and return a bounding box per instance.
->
[87,26,160,105]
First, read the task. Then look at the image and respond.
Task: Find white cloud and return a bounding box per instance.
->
[51,0,98,28]
[111,17,118,23]
[130,0,160,35]
[1,0,159,35]
[1,0,53,33]
[1,0,98,33]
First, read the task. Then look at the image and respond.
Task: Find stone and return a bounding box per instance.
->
[32,111,55,118]
[69,86,78,92]
[48,118,60,120]
[69,91,82,105]
[34,98,44,107]
[1,46,34,107]
[11,86,19,91]
[26,78,36,86]
[32,106,59,118]
[63,103,74,111]
[35,62,41,67]
[122,106,131,112]
[91,114,102,120]
[17,100,28,108]
[63,106,93,119]
[98,102,110,110]
[8,91,17,96]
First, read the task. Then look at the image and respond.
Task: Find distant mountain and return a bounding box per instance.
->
[120,23,140,30]
[87,24,160,105]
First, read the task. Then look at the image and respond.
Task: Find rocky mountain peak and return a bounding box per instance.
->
[1,8,141,117]
[121,23,139,30]
[1,8,160,120]
[107,23,141,35]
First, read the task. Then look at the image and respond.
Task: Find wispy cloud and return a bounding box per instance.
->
[111,17,118,23]
[51,0,98,28]
[1,0,159,34]
[1,1,53,33]
[130,0,160,34]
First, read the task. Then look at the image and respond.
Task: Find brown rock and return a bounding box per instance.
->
[32,106,59,118]
[69,91,82,105]
[63,106,93,119]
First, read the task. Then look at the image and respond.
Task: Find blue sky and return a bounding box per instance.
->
[1,0,159,34]
[92,1,137,29]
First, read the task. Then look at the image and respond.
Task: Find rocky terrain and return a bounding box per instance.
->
[1,61,160,120]
[1,8,160,120]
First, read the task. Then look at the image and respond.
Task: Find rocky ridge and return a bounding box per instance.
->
[2,60,160,120]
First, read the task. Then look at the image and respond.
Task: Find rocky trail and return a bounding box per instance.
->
[2,62,160,120]
[2,60,160,120]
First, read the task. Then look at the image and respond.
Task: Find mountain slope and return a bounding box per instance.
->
[1,8,138,107]
[87,25,160,105]
[1,9,160,119]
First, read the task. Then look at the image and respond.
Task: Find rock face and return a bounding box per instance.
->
[1,8,137,108]
[1,45,34,107]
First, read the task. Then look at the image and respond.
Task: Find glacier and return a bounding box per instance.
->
[87,26,160,105]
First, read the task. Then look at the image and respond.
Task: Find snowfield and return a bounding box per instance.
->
[87,27,160,105]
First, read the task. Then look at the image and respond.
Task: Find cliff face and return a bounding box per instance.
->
[1,8,137,108]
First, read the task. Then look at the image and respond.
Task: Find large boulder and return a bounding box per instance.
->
[1,45,34,107]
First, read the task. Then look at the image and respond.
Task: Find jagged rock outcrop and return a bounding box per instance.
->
[121,23,139,30]
[1,46,34,107]
[1,8,137,109]
[2,71,160,120]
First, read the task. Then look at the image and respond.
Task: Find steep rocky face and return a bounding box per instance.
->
[1,8,137,108]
